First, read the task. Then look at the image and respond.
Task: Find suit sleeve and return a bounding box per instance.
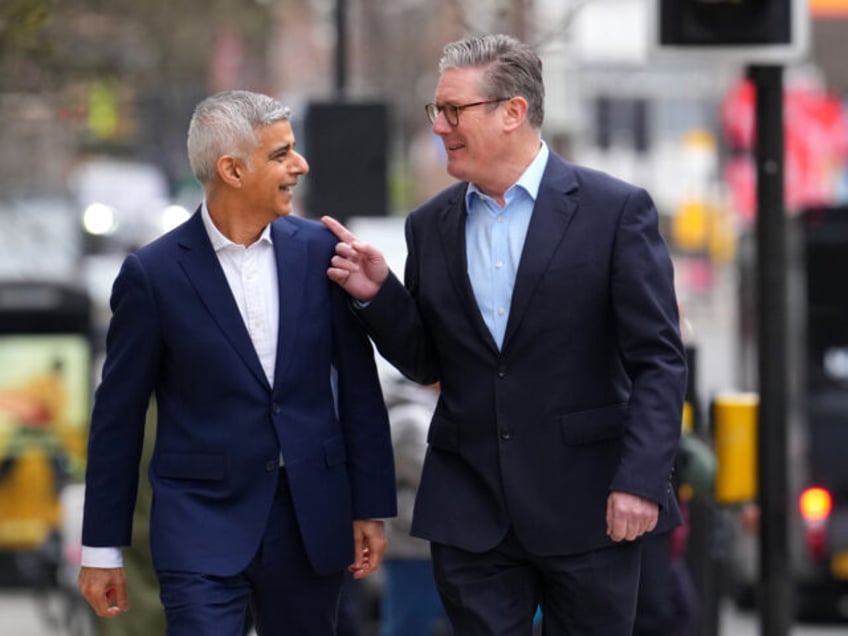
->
[608,188,687,505]
[82,253,161,547]
[330,283,397,520]
[356,215,440,385]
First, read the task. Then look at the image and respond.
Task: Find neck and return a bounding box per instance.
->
[477,134,542,206]
[206,194,266,247]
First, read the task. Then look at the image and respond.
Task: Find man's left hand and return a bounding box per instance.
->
[606,491,658,542]
[348,519,388,579]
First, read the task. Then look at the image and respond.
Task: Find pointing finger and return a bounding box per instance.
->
[321,216,358,243]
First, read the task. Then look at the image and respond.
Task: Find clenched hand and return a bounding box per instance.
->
[606,491,658,542]
[78,566,129,617]
[348,519,388,580]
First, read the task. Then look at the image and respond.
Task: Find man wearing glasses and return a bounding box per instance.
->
[323,34,686,635]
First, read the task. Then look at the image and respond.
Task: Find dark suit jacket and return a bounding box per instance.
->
[360,152,686,556]
[82,211,396,576]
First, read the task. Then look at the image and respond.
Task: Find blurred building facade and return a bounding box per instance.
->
[2,1,847,213]
[0,0,847,366]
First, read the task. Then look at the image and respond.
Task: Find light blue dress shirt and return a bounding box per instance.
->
[465,142,549,350]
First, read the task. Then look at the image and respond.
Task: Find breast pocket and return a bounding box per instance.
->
[537,261,605,331]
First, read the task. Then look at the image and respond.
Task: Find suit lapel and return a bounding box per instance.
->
[437,189,500,354]
[177,211,269,388]
[271,217,306,388]
[502,156,578,351]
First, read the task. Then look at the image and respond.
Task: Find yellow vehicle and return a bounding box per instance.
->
[0,281,91,581]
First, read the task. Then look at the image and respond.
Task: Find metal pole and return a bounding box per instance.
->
[750,63,791,636]
[334,0,347,99]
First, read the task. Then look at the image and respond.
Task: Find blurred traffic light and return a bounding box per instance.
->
[660,0,792,46]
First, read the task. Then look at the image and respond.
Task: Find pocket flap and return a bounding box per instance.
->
[155,452,225,481]
[561,403,626,445]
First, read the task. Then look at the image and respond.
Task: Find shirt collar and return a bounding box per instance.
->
[465,140,549,212]
[201,202,273,252]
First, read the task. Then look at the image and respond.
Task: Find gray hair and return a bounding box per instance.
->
[438,34,544,129]
[186,90,291,186]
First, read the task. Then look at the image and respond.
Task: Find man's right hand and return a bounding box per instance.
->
[322,216,390,302]
[78,565,129,617]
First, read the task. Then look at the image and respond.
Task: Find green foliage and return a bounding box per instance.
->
[0,0,274,91]
[0,0,52,54]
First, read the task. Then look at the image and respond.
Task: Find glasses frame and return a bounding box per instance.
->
[424,98,509,126]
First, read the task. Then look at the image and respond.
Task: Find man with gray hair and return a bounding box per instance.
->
[78,90,396,635]
[323,34,687,634]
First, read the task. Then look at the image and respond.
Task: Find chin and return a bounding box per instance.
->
[445,162,465,182]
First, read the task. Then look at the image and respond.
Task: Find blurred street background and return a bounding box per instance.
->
[2,1,848,635]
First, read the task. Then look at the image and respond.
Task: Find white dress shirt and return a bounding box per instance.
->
[201,203,279,386]
[82,204,280,569]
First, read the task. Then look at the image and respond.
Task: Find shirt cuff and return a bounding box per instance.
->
[81,546,124,568]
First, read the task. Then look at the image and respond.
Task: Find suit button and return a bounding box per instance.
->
[265,460,277,472]
[500,429,511,441]
[497,367,506,378]
[272,403,281,414]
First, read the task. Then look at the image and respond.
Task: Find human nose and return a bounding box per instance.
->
[431,110,451,134]
[294,151,309,175]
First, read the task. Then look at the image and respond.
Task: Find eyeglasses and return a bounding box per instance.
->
[424,98,509,127]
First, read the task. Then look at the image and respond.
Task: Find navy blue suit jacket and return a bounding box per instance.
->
[360,153,686,556]
[82,211,396,576]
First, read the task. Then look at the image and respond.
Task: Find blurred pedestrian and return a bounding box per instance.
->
[323,33,687,635]
[77,90,396,636]
[634,305,715,636]
[380,386,450,636]
[634,435,711,636]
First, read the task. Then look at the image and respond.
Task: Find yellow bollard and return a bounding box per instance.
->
[713,392,759,504]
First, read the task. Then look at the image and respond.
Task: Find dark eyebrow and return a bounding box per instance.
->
[269,143,292,160]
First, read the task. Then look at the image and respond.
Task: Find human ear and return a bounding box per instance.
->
[503,96,528,131]
[217,156,243,187]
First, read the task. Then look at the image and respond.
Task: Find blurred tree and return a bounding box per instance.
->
[0,0,52,55]
[0,0,274,193]
[0,0,585,201]
[0,0,272,88]
[0,0,56,92]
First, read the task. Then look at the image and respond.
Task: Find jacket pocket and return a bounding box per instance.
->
[561,402,626,445]
[426,412,459,452]
[324,435,347,467]
[155,452,225,481]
